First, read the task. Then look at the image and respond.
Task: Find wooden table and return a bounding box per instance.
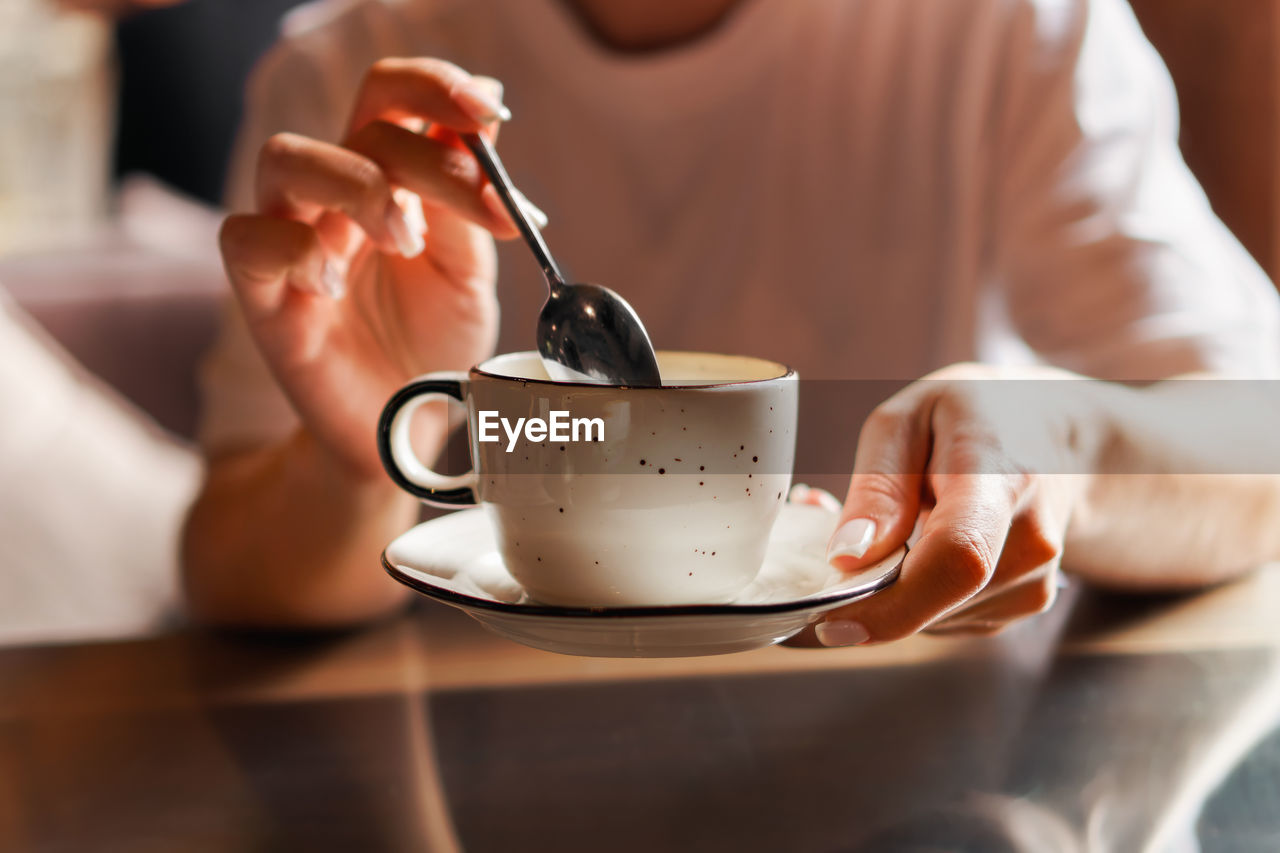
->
[4,567,1280,851]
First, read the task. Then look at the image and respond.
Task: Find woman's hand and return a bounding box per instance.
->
[218,59,539,479]
[813,363,1107,645]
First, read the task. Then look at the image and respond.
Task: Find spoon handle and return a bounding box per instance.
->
[462,133,566,289]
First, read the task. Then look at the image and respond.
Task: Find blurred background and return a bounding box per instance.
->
[1128,0,1280,286]
[0,0,308,445]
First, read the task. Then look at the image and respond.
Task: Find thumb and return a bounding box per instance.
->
[828,401,930,570]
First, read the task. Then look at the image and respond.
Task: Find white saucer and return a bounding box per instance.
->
[383,503,903,658]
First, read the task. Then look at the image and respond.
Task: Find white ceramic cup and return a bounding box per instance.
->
[377,351,798,607]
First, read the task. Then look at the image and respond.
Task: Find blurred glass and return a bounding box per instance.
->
[0,0,114,255]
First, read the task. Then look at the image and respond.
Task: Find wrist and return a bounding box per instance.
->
[1073,378,1133,478]
[1067,378,1119,475]
[1061,377,1131,547]
[288,427,406,501]
[302,396,457,487]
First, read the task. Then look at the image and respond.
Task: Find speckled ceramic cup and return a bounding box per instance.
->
[378,351,798,607]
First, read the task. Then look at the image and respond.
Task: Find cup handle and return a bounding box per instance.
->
[376,372,478,507]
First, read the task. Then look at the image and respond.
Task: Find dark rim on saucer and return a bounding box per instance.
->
[381,547,903,619]
[472,350,796,390]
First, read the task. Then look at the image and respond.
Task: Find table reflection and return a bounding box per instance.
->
[3,591,1280,852]
[429,647,1280,852]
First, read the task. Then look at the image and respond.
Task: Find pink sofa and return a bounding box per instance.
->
[0,180,227,440]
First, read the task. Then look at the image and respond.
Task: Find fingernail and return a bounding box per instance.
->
[456,78,511,124]
[321,260,345,298]
[828,518,877,562]
[815,620,871,647]
[513,188,549,228]
[787,483,843,513]
[472,75,505,104]
[385,201,425,258]
[394,188,427,235]
[811,490,843,514]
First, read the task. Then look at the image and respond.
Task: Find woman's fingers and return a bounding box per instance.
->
[255,60,530,268]
[220,214,338,322]
[827,393,932,571]
[803,492,1066,646]
[926,505,1065,632]
[817,473,1023,645]
[344,120,520,238]
[814,468,1067,646]
[255,122,519,268]
[804,371,1081,647]
[347,57,510,137]
[360,65,545,236]
[925,572,1060,635]
[256,132,411,256]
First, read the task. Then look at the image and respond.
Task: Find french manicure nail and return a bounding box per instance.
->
[472,75,505,104]
[456,79,511,124]
[815,620,871,647]
[321,260,345,299]
[385,202,425,258]
[512,188,549,228]
[811,489,843,514]
[828,518,877,562]
[393,188,427,236]
[787,483,842,513]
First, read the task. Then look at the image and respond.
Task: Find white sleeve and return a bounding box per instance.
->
[0,290,198,644]
[992,0,1280,380]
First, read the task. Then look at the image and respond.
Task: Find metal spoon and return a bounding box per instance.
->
[463,133,662,386]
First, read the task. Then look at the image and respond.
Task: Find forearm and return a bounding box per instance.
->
[181,428,420,629]
[1066,378,1280,589]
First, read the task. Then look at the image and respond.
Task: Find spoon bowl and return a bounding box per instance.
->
[463,134,662,386]
[538,281,661,385]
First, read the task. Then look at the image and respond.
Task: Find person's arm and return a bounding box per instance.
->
[810,0,1280,647]
[1067,377,1280,589]
[182,430,420,628]
[990,0,1280,382]
[182,55,524,628]
[811,364,1280,647]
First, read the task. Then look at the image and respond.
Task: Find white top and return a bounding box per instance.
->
[201,0,1280,457]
